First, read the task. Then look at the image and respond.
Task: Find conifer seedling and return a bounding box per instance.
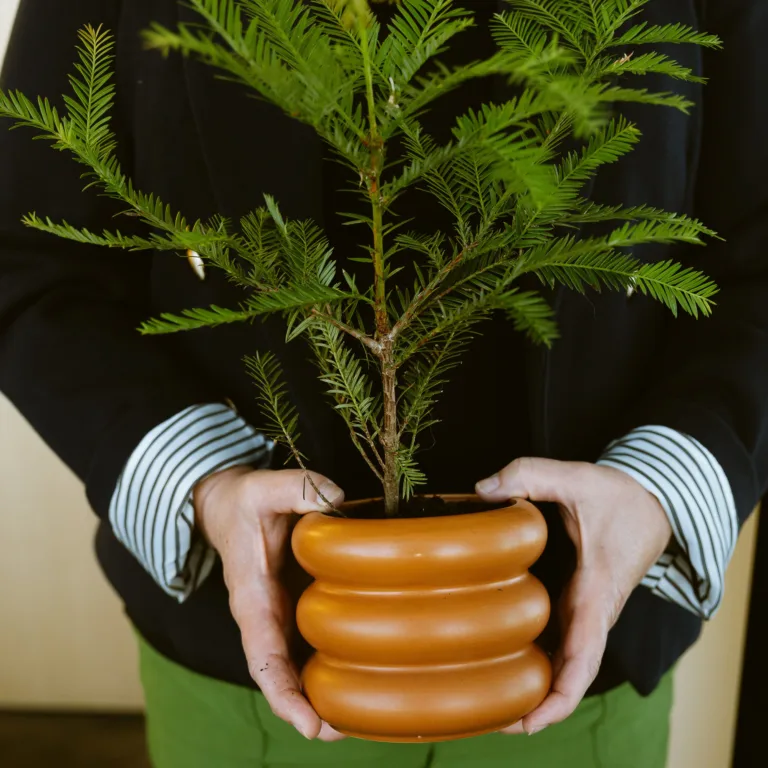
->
[0,0,721,516]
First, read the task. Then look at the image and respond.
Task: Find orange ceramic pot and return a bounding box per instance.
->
[291,495,551,742]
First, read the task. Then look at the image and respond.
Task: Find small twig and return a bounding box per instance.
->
[349,429,385,482]
[275,416,343,515]
[390,242,478,340]
[286,438,342,515]
[300,471,344,517]
[311,308,382,355]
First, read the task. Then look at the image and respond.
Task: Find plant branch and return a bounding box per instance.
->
[311,307,382,354]
[390,241,478,340]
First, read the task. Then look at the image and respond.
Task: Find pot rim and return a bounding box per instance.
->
[292,495,547,586]
[323,493,524,523]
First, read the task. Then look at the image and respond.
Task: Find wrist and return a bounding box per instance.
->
[193,465,252,547]
[643,489,674,563]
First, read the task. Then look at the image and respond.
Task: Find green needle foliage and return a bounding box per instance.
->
[0,1,722,516]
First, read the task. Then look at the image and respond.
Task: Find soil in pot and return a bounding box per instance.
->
[342,494,499,519]
[291,495,552,743]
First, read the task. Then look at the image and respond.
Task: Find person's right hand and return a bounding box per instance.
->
[194,466,346,741]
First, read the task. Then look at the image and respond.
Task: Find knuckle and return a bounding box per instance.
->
[228,588,250,617]
[228,593,245,619]
[586,656,602,683]
[247,659,266,681]
[229,588,265,624]
[266,689,300,721]
[247,652,282,682]
[499,458,525,487]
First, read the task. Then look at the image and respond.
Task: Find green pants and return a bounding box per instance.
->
[138,633,672,768]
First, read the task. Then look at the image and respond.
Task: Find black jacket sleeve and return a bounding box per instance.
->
[0,0,217,517]
[632,0,768,524]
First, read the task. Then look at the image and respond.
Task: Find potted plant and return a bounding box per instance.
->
[0,0,720,742]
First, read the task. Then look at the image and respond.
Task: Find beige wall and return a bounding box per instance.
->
[0,397,144,709]
[668,512,758,768]
[0,2,757,765]
[0,0,143,711]
[0,0,16,56]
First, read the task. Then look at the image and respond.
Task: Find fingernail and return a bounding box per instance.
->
[526,724,547,736]
[476,474,500,494]
[294,721,314,740]
[316,481,343,507]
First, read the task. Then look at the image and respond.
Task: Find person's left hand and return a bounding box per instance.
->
[475,458,672,735]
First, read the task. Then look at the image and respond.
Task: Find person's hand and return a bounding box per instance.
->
[194,466,347,742]
[476,458,672,735]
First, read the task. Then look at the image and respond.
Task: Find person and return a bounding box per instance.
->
[1,1,766,766]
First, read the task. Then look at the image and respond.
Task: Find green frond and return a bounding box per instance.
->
[238,208,285,285]
[590,0,648,37]
[142,21,300,115]
[139,283,360,335]
[249,283,361,315]
[600,84,695,112]
[520,228,717,317]
[0,24,119,160]
[376,0,474,86]
[240,0,326,71]
[560,203,719,240]
[632,261,718,318]
[311,1,367,69]
[395,121,472,241]
[605,217,714,248]
[64,25,117,157]
[393,231,448,269]
[612,21,722,50]
[245,350,305,455]
[309,322,381,430]
[490,10,551,58]
[391,96,560,227]
[395,449,427,499]
[146,0,368,163]
[522,239,642,293]
[21,212,236,255]
[494,289,559,347]
[553,116,640,201]
[307,321,384,477]
[396,51,530,122]
[139,305,257,335]
[502,0,592,58]
[397,285,496,364]
[594,51,705,83]
[398,323,473,444]
[383,127,462,204]
[0,90,65,137]
[22,214,158,251]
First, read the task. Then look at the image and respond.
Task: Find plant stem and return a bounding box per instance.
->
[358,21,388,338]
[380,338,399,516]
[359,14,398,515]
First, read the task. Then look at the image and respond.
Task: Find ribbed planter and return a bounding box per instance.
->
[291,495,551,742]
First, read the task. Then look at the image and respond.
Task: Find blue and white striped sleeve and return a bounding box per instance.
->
[108,403,273,602]
[598,425,738,619]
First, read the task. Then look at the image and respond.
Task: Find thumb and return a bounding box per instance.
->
[475,457,576,505]
[253,469,345,515]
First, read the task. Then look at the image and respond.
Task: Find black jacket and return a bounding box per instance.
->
[1,0,766,695]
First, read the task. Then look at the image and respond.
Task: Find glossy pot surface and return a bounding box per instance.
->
[291,495,551,742]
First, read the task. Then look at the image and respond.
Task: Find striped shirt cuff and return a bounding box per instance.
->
[598,425,737,619]
[108,403,273,602]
